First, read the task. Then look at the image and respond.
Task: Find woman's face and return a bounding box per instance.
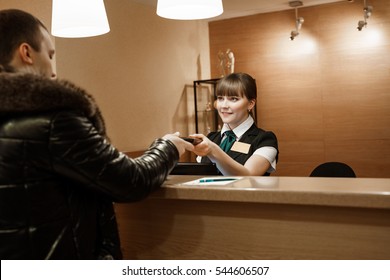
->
[216,93,255,129]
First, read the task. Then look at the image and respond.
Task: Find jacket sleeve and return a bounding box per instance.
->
[48,111,179,202]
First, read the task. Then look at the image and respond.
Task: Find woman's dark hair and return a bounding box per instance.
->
[0,9,47,72]
[216,72,257,101]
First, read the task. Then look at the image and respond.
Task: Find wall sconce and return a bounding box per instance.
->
[51,0,110,38]
[357,0,373,31]
[289,1,304,40]
[156,0,223,20]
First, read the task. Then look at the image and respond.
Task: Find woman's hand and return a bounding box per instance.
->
[189,133,271,176]
[189,134,217,157]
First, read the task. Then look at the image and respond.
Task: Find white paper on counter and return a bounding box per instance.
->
[182,177,243,186]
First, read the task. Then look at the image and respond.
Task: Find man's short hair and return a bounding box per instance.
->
[0,9,47,71]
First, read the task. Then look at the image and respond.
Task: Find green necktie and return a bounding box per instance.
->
[220,130,236,152]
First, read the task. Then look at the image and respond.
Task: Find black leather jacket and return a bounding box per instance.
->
[0,73,179,259]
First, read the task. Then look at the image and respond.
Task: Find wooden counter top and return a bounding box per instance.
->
[151,176,390,209]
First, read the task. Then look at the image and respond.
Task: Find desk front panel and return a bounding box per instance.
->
[115,198,390,259]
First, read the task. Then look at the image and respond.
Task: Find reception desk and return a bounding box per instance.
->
[114,176,390,259]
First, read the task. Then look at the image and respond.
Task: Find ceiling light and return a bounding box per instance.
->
[289,1,304,40]
[296,17,304,29]
[52,0,110,38]
[357,0,373,31]
[364,5,373,19]
[290,30,299,41]
[156,0,223,20]
[357,20,366,31]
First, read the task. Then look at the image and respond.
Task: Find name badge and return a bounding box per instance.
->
[231,142,251,154]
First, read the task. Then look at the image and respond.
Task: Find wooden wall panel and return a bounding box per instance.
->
[209,0,390,178]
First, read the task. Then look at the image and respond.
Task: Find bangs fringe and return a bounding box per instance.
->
[216,79,244,97]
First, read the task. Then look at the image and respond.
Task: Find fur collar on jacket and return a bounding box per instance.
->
[0,72,106,136]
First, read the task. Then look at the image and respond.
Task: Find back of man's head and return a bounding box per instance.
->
[0,9,47,72]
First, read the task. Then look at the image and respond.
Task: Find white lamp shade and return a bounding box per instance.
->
[157,0,223,20]
[52,0,110,38]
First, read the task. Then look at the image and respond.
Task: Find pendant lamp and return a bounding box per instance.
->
[157,0,223,20]
[51,0,110,38]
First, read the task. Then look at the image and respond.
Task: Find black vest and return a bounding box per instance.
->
[200,124,278,176]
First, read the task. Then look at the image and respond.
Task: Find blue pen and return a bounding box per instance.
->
[199,178,237,183]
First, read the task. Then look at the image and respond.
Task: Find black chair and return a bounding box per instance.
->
[309,162,356,178]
